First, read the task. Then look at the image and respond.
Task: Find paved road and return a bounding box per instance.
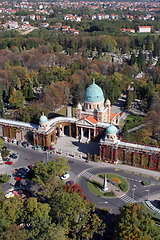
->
[76,166,160,214]
[1,143,160,215]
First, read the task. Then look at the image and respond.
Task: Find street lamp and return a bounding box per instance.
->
[132,185,137,204]
[146,185,150,200]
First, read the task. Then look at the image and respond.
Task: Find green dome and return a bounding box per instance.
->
[39,113,48,124]
[106,125,117,134]
[83,79,104,102]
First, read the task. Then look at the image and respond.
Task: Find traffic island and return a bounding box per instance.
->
[88,173,129,198]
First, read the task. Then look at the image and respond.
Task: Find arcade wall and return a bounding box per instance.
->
[100,144,160,171]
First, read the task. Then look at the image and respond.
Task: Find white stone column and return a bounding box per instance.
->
[81,127,84,138]
[88,128,91,140]
[93,128,96,137]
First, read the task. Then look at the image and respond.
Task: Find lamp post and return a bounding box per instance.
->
[146,185,150,200]
[132,185,137,204]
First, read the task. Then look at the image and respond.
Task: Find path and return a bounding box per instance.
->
[128,123,147,133]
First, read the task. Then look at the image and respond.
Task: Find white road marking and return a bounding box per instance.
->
[119,195,136,204]
[81,171,94,179]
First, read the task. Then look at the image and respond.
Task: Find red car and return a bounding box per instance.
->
[8,138,12,142]
[28,164,33,169]
[15,176,21,181]
[5,161,13,165]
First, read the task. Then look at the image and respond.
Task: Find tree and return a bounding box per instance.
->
[49,190,102,240]
[114,203,160,240]
[8,90,25,108]
[137,49,145,71]
[122,123,129,141]
[32,158,70,198]
[0,224,27,240]
[13,59,19,66]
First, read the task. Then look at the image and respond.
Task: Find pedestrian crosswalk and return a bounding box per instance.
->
[119,194,136,204]
[81,171,94,180]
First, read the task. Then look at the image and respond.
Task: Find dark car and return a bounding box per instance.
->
[3,157,10,162]
[66,180,74,186]
[9,153,18,159]
[22,142,28,148]
[17,141,21,145]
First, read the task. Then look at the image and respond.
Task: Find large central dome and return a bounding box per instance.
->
[83,79,104,102]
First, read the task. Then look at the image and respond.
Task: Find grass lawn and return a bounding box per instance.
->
[56,106,67,116]
[125,114,145,130]
[88,180,116,197]
[98,173,128,192]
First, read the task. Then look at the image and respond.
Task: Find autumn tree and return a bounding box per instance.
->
[8,90,25,108]
[114,203,160,240]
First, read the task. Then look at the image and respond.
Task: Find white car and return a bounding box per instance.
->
[61,173,70,180]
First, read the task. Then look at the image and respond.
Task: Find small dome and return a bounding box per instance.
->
[105,98,111,105]
[83,79,104,102]
[39,113,48,124]
[106,125,117,134]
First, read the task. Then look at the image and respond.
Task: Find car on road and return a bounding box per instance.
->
[8,138,12,142]
[61,173,70,180]
[5,161,13,165]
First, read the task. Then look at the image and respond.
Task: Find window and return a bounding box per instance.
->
[89,104,91,109]
[97,104,99,109]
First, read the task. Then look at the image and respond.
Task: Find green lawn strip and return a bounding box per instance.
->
[88,180,116,197]
[56,106,67,116]
[125,114,145,130]
[98,173,128,192]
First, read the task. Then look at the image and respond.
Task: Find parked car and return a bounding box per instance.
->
[28,164,33,169]
[22,142,28,148]
[21,167,29,173]
[12,139,17,144]
[61,173,70,180]
[32,146,40,150]
[15,176,21,181]
[9,153,18,159]
[17,140,21,145]
[3,137,8,142]
[8,138,12,142]
[5,192,15,198]
[66,180,74,186]
[5,161,13,165]
[3,157,10,162]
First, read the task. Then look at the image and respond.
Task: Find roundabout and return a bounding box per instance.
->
[88,173,128,198]
[76,166,160,214]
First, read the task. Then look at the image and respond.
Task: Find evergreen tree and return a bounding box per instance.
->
[130,52,136,66]
[13,59,19,66]
[28,86,34,100]
[137,48,145,71]
[122,123,129,141]
[8,84,14,100]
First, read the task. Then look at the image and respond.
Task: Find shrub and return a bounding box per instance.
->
[111,178,121,183]
[0,174,10,184]
[1,149,10,158]
[119,183,126,191]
